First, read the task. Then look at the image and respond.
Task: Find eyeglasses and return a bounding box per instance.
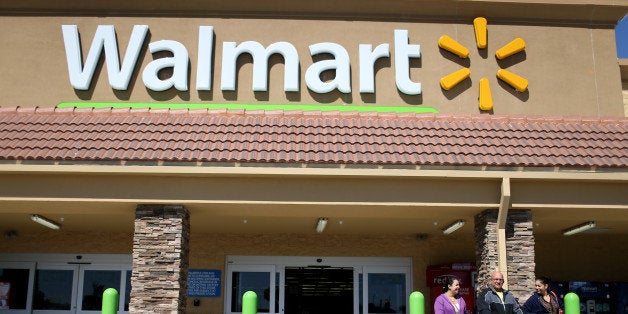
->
[492,278,504,282]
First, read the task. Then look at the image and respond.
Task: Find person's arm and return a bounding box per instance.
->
[434,294,446,314]
[520,294,535,314]
[512,293,524,314]
[476,289,491,314]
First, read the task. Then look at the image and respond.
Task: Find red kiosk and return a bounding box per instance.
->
[426,263,476,313]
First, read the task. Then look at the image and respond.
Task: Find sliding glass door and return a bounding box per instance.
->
[225,265,276,314]
[362,266,411,314]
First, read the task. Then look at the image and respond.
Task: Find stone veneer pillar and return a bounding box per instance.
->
[475,209,535,303]
[130,204,190,313]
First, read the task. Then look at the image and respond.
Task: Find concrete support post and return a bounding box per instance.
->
[475,209,535,304]
[130,204,190,313]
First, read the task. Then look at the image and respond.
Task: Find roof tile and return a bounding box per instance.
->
[0,106,626,168]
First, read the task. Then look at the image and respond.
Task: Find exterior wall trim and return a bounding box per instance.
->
[0,164,625,181]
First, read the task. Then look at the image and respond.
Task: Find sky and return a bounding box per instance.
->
[617,14,628,58]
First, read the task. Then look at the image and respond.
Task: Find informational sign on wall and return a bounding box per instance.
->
[187,270,221,297]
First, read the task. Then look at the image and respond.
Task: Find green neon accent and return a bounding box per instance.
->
[57,102,439,114]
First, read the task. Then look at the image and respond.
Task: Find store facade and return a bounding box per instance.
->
[0,0,627,313]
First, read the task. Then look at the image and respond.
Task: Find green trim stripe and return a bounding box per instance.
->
[57,102,439,114]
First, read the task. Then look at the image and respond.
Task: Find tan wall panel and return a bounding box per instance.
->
[0,16,624,116]
[0,231,132,253]
[622,82,628,116]
[591,28,625,116]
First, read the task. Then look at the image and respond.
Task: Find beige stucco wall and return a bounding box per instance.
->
[0,15,624,116]
[0,231,132,253]
[623,82,628,116]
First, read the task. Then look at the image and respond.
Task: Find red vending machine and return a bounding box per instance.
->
[426,263,476,314]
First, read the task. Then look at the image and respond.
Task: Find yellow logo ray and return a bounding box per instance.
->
[497,69,528,92]
[440,68,471,90]
[473,17,488,49]
[479,78,493,111]
[438,35,470,58]
[496,38,526,60]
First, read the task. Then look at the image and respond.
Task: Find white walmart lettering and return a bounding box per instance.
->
[62,25,422,95]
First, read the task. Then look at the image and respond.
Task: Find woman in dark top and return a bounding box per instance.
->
[522,276,562,314]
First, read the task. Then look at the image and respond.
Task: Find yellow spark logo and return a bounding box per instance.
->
[438,17,528,111]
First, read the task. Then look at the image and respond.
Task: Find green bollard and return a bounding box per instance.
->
[564,292,580,314]
[409,291,425,314]
[102,287,119,314]
[242,290,258,314]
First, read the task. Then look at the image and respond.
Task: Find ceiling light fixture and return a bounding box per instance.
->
[30,214,61,230]
[442,220,465,235]
[316,218,328,233]
[562,221,596,236]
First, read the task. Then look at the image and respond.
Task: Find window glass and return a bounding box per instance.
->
[0,268,30,310]
[33,269,74,310]
[81,270,121,310]
[367,273,406,314]
[231,272,270,312]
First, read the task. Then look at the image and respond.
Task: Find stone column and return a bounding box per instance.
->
[475,209,535,303]
[130,204,190,313]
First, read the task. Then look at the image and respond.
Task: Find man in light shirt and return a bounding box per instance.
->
[477,271,523,314]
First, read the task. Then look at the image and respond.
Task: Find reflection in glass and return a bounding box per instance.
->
[0,268,30,310]
[367,273,406,314]
[231,272,270,312]
[81,270,121,310]
[33,269,74,310]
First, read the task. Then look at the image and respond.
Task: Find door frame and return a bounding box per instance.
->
[32,263,80,314]
[0,261,36,314]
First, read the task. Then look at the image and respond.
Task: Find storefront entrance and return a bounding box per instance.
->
[225,256,411,314]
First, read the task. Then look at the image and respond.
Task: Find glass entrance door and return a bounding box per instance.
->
[0,254,131,314]
[226,265,276,314]
[32,264,79,314]
[362,266,411,314]
[30,263,131,314]
[76,265,131,314]
[284,267,353,314]
[0,262,36,314]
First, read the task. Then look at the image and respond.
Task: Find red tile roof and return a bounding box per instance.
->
[0,106,626,168]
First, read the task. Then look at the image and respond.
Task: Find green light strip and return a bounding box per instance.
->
[57,102,439,114]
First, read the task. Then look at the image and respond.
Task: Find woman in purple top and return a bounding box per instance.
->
[434,276,467,314]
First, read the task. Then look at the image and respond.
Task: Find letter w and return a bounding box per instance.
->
[62,25,148,90]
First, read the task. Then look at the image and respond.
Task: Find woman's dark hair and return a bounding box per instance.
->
[536,276,551,286]
[441,276,461,294]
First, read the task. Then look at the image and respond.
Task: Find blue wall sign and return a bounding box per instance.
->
[188,269,221,297]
